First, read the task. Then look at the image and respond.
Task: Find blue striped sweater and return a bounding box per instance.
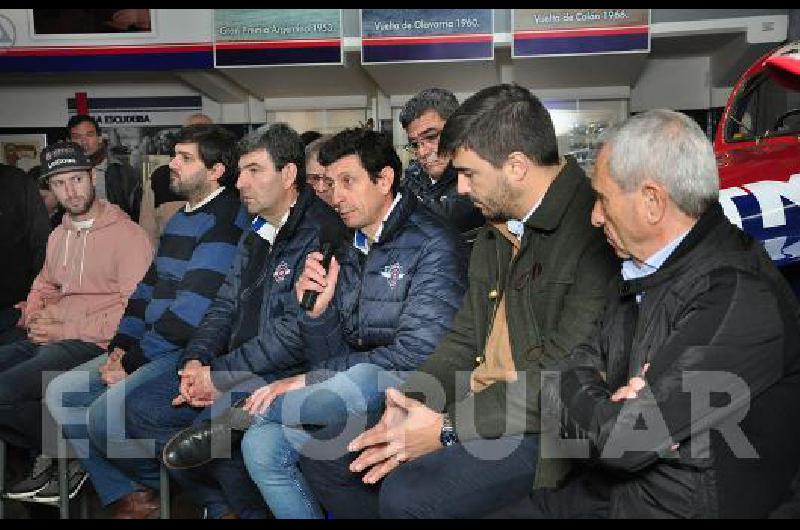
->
[110,187,248,373]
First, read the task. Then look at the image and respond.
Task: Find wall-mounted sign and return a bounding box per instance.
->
[512,9,650,58]
[214,9,342,67]
[66,96,203,127]
[0,10,211,71]
[361,9,493,64]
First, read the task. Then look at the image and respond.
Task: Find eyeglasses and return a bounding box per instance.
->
[307,173,334,191]
[402,129,442,155]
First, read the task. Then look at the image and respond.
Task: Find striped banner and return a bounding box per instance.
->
[66,95,203,127]
[512,9,650,58]
[361,9,493,64]
[362,34,493,63]
[213,9,343,67]
[214,37,341,67]
[0,43,212,71]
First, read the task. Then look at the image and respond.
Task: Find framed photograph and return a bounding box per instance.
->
[0,134,47,173]
[30,9,154,37]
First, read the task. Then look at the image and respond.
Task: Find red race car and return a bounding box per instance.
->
[715,40,800,293]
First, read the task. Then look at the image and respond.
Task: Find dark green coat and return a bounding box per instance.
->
[402,156,618,487]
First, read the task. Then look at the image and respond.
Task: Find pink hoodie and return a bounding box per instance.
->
[24,199,153,349]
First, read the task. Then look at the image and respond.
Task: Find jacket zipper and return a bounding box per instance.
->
[354,247,373,348]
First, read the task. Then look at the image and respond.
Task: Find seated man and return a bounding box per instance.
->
[298,84,618,518]
[399,88,484,244]
[222,127,469,518]
[495,109,800,519]
[2,142,152,499]
[120,123,350,519]
[44,124,247,512]
[138,113,214,245]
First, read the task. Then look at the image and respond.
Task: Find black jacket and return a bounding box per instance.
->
[553,203,800,517]
[180,187,349,392]
[402,161,484,244]
[104,155,142,223]
[0,164,49,314]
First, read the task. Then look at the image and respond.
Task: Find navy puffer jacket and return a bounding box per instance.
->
[302,192,468,383]
[180,187,348,391]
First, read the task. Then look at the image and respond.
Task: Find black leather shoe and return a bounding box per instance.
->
[162,420,245,470]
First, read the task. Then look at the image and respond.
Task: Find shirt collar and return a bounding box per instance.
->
[185,186,225,213]
[73,218,95,230]
[621,229,690,281]
[251,200,295,246]
[506,196,543,240]
[354,192,403,255]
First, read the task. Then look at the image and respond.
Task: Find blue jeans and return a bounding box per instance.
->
[124,363,290,519]
[45,353,179,506]
[0,338,103,450]
[242,364,404,519]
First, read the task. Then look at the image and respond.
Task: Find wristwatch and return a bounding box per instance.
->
[439,412,459,447]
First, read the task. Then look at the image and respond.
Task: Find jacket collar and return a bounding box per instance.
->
[430,163,457,192]
[273,186,315,246]
[525,156,585,233]
[619,203,737,298]
[374,191,418,244]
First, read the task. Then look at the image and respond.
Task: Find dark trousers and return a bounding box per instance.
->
[487,470,610,518]
[0,338,103,450]
[300,422,540,519]
[0,306,25,346]
[124,364,289,519]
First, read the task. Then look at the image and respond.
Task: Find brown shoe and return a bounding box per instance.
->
[220,511,240,519]
[111,489,161,519]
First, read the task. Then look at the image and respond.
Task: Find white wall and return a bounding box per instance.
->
[0,83,200,127]
[712,86,733,108]
[631,56,711,112]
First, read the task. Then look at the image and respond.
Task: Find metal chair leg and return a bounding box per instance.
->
[160,463,170,519]
[58,438,69,519]
[0,439,6,519]
[79,488,89,519]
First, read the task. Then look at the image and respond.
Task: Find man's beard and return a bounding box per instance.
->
[65,186,96,217]
[473,179,513,222]
[169,170,206,200]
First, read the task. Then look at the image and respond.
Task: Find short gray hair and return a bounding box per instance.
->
[601,109,719,218]
[399,88,459,129]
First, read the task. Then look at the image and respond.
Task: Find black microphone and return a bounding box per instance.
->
[300,223,343,311]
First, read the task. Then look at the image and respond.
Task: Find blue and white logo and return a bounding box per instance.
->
[273,261,292,283]
[380,262,405,289]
